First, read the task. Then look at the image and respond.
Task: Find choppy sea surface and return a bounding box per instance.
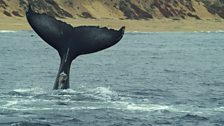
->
[0,30,224,126]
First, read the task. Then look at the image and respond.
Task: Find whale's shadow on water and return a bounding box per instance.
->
[26,5,125,90]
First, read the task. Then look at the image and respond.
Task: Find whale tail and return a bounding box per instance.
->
[26,5,125,89]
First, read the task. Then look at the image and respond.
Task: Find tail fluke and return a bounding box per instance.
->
[26,6,124,59]
[26,5,125,89]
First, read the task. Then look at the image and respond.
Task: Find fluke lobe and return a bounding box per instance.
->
[26,5,125,89]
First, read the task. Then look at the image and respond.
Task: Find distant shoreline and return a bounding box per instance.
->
[0,17,224,32]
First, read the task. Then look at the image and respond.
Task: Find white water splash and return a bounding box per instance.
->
[89,87,118,100]
[2,87,224,117]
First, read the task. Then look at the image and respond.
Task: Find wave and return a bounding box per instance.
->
[126,31,154,34]
[125,103,170,111]
[193,30,224,33]
[213,106,224,112]
[180,114,208,121]
[0,30,17,33]
[7,88,46,96]
[127,30,224,34]
[215,30,224,33]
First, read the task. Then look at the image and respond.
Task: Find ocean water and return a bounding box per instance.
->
[0,30,224,126]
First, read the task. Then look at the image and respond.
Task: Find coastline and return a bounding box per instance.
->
[0,16,224,32]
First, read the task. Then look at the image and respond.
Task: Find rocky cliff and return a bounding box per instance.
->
[0,0,224,20]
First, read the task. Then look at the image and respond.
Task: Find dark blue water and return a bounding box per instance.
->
[0,30,224,126]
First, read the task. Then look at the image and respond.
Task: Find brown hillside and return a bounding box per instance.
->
[0,0,224,20]
[1,0,224,31]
